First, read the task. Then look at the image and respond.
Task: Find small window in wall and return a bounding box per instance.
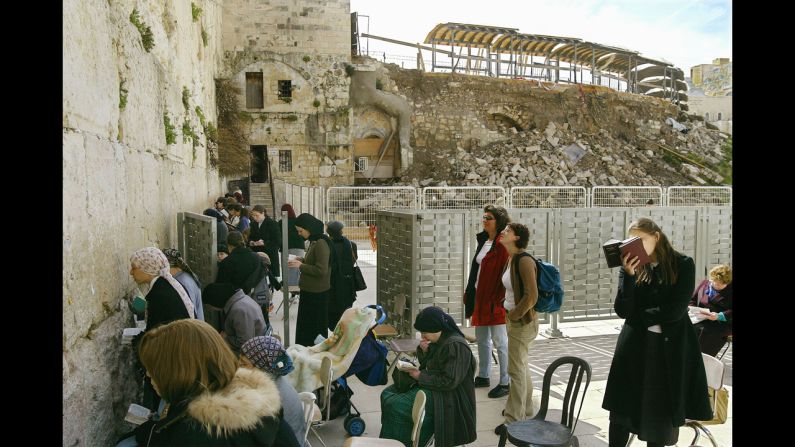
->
[717,112,722,120]
[279,150,293,172]
[705,112,710,121]
[278,80,292,99]
[246,72,264,108]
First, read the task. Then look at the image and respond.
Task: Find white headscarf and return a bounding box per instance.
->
[130,247,194,319]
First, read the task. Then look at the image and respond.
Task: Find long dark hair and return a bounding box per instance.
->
[628,217,679,285]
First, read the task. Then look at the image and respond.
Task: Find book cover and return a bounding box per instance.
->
[602,236,651,268]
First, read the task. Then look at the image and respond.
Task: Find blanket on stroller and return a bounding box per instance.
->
[286,306,376,393]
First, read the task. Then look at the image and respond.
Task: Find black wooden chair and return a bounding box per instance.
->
[498,356,592,447]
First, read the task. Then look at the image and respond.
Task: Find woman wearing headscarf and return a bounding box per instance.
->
[241,336,306,446]
[326,220,358,331]
[129,247,195,410]
[130,247,194,332]
[163,248,204,321]
[379,306,477,447]
[287,213,334,347]
[118,319,299,447]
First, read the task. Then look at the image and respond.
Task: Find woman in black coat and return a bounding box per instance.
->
[326,220,358,331]
[249,205,283,277]
[121,319,299,447]
[602,217,712,447]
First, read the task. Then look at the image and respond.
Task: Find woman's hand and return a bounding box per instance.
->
[250,239,264,247]
[418,339,430,352]
[507,308,523,322]
[706,312,719,321]
[287,259,302,268]
[408,369,421,379]
[621,252,640,276]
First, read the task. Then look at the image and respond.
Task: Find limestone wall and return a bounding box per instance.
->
[365,61,679,153]
[221,0,354,187]
[63,0,224,445]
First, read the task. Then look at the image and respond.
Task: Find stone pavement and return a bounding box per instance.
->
[269,264,732,447]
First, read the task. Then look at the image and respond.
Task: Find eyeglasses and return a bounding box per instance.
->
[482,215,495,221]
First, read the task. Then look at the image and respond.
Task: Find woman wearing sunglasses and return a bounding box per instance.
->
[463,205,511,398]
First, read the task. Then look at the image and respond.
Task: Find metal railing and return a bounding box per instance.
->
[422,186,507,209]
[510,186,588,208]
[591,186,664,207]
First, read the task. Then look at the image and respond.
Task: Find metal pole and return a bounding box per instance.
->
[281,211,291,346]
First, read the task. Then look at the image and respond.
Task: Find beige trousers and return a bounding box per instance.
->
[503,318,540,423]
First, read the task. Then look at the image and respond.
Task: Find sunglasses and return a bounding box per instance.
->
[482,215,495,221]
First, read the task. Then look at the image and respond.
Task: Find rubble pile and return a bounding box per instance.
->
[397,117,731,188]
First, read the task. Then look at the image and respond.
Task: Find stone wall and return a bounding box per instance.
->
[365,60,679,154]
[688,95,733,122]
[63,0,224,445]
[221,0,354,187]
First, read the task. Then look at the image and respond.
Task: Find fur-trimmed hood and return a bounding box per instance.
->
[187,367,282,436]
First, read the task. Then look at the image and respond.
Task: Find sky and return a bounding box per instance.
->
[349,0,731,74]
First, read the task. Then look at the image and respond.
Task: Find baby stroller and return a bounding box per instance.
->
[315,304,389,437]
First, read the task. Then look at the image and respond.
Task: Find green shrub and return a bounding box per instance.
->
[130,8,154,52]
[119,80,128,110]
[164,114,177,144]
[191,3,202,22]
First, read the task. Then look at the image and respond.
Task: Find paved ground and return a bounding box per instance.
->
[269,264,732,447]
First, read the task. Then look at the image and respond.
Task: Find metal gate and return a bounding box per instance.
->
[510,186,588,208]
[326,187,418,265]
[591,186,664,207]
[666,186,732,206]
[422,186,507,209]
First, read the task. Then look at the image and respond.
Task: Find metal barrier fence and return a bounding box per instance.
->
[326,187,418,264]
[422,186,507,209]
[509,186,588,208]
[273,180,325,218]
[666,186,732,206]
[591,186,664,207]
[377,206,731,335]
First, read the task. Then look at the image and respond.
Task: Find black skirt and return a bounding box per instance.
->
[610,331,679,445]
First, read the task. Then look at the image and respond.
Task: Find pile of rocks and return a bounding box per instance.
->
[398,117,731,188]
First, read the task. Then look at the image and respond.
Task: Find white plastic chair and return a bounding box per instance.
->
[298,356,333,447]
[627,353,726,447]
[343,390,427,447]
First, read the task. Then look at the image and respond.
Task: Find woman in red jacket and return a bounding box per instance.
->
[464,205,511,398]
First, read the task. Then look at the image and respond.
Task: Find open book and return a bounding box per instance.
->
[602,236,652,269]
[397,359,419,372]
[688,306,711,324]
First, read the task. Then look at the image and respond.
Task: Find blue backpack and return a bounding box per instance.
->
[513,252,564,313]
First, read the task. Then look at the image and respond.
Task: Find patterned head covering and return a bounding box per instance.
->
[162,248,201,287]
[241,336,294,377]
[130,247,194,318]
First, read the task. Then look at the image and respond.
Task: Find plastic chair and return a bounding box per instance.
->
[342,390,427,447]
[298,391,321,447]
[627,352,726,447]
[498,356,592,447]
[300,356,332,447]
[716,334,732,360]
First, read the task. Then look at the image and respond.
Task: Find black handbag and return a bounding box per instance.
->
[353,263,367,291]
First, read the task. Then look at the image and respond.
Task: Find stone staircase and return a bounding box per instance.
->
[249,183,274,216]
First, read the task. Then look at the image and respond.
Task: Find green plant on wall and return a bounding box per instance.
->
[312,99,320,107]
[195,106,206,126]
[182,120,196,144]
[375,79,384,90]
[119,80,128,110]
[191,2,202,22]
[344,63,355,77]
[204,122,218,143]
[201,26,208,47]
[303,55,311,63]
[130,8,154,52]
[182,87,190,110]
[164,114,177,144]
[284,114,298,121]
[281,97,293,104]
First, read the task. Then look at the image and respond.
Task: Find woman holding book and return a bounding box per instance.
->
[690,264,733,356]
[602,217,712,447]
[379,306,477,447]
